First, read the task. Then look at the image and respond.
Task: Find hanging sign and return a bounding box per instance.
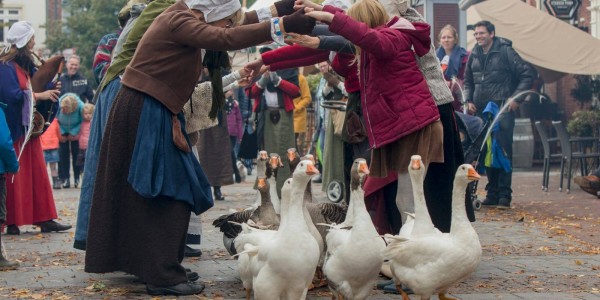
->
[544,0,581,20]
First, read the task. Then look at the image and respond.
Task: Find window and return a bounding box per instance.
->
[8,10,19,15]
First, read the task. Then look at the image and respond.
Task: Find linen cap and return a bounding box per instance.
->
[7,21,35,49]
[185,0,242,23]
[322,0,351,10]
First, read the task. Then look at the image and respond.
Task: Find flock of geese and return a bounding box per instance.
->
[212,149,482,300]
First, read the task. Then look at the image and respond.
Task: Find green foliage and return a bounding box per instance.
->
[45,0,125,88]
[567,109,600,137]
[306,73,322,95]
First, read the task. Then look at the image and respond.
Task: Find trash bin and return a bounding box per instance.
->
[512,118,534,169]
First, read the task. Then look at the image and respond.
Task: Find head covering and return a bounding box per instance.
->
[377,0,409,18]
[322,0,351,10]
[7,21,35,49]
[185,0,241,23]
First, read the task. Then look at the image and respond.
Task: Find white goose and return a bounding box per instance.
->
[384,164,482,300]
[235,178,293,300]
[267,153,284,214]
[321,159,385,300]
[249,160,321,299]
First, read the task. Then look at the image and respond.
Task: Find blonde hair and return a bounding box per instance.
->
[438,24,459,44]
[60,95,78,114]
[83,103,95,114]
[230,9,245,26]
[346,0,389,68]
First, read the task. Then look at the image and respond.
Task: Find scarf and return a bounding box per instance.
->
[203,50,230,119]
[436,45,467,80]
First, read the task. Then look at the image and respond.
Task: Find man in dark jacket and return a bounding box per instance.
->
[59,55,94,103]
[464,20,535,209]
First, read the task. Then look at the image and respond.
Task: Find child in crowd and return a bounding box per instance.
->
[57,93,84,188]
[40,119,62,189]
[77,103,94,174]
[0,102,19,270]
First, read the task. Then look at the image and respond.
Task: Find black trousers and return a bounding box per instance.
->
[484,110,515,201]
[59,140,80,182]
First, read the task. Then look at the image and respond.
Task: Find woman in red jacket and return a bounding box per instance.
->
[304,0,443,179]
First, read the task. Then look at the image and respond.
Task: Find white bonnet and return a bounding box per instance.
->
[185,0,241,23]
[322,0,351,10]
[7,21,35,49]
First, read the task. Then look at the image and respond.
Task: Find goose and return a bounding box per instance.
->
[267,153,284,214]
[247,160,321,300]
[251,150,270,208]
[384,164,482,300]
[212,176,279,255]
[321,159,385,300]
[235,178,293,300]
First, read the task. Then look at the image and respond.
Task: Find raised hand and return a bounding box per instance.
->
[282,9,316,35]
[285,33,319,49]
[305,10,334,23]
[244,58,264,78]
[293,0,322,11]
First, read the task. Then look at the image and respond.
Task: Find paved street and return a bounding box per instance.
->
[1,168,599,299]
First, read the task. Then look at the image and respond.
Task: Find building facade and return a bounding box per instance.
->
[0,0,47,49]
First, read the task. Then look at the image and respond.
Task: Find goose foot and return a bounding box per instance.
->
[398,285,410,300]
[438,293,457,300]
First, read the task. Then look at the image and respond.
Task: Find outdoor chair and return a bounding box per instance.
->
[534,121,562,191]
[551,121,600,193]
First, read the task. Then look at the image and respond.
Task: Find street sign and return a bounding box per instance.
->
[544,0,581,20]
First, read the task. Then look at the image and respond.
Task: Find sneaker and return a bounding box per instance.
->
[481,198,498,207]
[497,198,511,209]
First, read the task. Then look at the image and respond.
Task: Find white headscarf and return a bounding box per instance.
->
[7,21,35,49]
[185,0,241,23]
[322,0,351,10]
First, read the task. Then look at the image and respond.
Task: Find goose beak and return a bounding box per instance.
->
[287,149,296,161]
[467,167,481,181]
[259,151,268,160]
[305,163,319,176]
[410,158,421,170]
[359,162,370,175]
[257,177,266,188]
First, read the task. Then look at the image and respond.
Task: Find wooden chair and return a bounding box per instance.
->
[551,121,600,193]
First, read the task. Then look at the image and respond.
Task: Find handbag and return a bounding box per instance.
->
[183,82,218,134]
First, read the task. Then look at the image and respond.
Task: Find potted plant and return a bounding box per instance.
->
[567,110,600,137]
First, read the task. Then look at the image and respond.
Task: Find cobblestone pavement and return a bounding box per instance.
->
[1,169,599,299]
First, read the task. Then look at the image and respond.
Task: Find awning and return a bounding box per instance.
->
[461,0,600,82]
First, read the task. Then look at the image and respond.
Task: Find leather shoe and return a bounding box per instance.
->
[6,225,19,235]
[73,240,86,251]
[35,220,72,233]
[146,282,205,296]
[184,245,202,257]
[214,189,224,201]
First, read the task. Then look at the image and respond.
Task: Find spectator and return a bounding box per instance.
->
[57,93,84,188]
[40,119,61,189]
[59,55,94,103]
[76,103,94,173]
[250,44,301,196]
[435,24,469,112]
[226,90,244,183]
[463,20,535,209]
[293,71,312,155]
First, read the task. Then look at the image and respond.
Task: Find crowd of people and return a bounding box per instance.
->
[1,0,597,295]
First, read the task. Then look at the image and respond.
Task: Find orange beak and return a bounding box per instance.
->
[257,177,266,188]
[411,158,421,170]
[305,163,319,176]
[359,162,370,175]
[467,167,481,181]
[259,151,268,160]
[287,150,296,162]
[269,157,279,169]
